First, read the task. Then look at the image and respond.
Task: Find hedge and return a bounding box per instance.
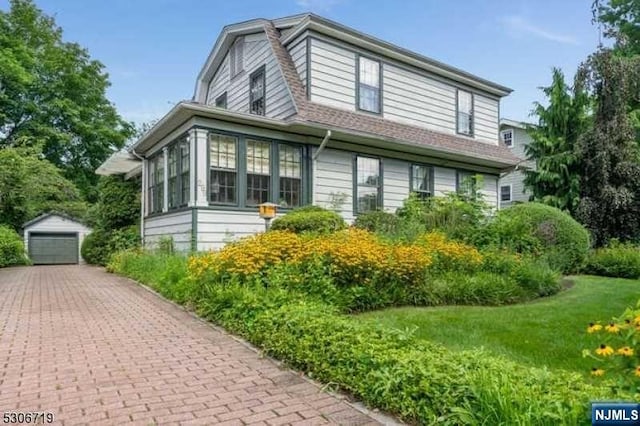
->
[0,225,29,267]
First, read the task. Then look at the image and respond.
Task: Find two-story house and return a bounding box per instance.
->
[98,13,520,251]
[498,118,535,207]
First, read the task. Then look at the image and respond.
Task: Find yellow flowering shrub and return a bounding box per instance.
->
[583,300,640,392]
[417,231,483,271]
[188,231,304,278]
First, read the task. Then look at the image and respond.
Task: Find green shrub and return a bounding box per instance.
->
[81,229,111,265]
[0,225,29,267]
[109,251,607,425]
[109,225,140,253]
[583,242,640,279]
[270,205,346,234]
[484,203,590,273]
[353,210,399,233]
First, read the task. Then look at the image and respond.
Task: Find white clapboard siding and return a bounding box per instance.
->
[499,169,528,207]
[434,167,457,196]
[473,94,499,145]
[206,32,295,119]
[383,158,410,213]
[383,63,457,134]
[479,174,498,208]
[312,148,354,221]
[309,38,356,111]
[197,210,267,251]
[144,210,192,252]
[288,34,307,90]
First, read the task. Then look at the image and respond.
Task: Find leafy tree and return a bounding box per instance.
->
[0,146,87,230]
[0,0,133,201]
[593,0,640,56]
[523,68,591,214]
[87,175,140,230]
[575,50,640,246]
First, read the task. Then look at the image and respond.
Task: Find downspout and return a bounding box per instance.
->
[311,130,332,205]
[130,149,145,246]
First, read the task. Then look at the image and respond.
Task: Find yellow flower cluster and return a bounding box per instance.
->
[188,231,304,278]
[416,231,483,269]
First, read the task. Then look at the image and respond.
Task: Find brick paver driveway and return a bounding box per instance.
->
[0,266,391,425]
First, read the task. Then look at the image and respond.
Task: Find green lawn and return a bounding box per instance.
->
[359,276,639,374]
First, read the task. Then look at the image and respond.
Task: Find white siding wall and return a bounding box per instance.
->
[312,148,354,221]
[24,215,91,264]
[309,38,356,111]
[474,94,500,144]
[197,210,267,251]
[288,34,307,91]
[206,32,296,119]
[383,158,410,213]
[383,63,456,135]
[145,210,192,252]
[499,126,534,207]
[480,174,498,208]
[434,167,457,195]
[306,35,500,145]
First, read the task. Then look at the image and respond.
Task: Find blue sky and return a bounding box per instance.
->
[15,0,603,124]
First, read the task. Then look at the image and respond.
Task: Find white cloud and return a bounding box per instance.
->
[296,0,342,12]
[501,15,579,45]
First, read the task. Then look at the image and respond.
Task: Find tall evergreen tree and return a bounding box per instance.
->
[523,68,591,214]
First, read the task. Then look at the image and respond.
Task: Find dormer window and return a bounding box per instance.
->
[357,56,381,114]
[456,90,473,136]
[501,129,513,147]
[250,66,266,116]
[230,37,244,77]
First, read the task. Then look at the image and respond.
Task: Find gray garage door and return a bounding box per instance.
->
[29,233,79,265]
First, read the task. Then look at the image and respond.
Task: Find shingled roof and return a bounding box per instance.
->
[262,21,521,168]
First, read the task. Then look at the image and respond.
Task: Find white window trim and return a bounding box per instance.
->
[500,184,512,202]
[500,129,514,148]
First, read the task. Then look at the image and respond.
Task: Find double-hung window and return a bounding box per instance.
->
[148,159,156,214]
[154,156,164,213]
[278,145,302,208]
[246,139,270,205]
[249,67,266,116]
[209,134,238,204]
[500,185,512,202]
[355,156,381,213]
[358,57,381,113]
[501,129,513,147]
[457,89,473,136]
[411,164,434,200]
[179,141,190,205]
[168,146,178,209]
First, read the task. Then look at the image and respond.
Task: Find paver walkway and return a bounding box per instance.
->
[0,266,387,425]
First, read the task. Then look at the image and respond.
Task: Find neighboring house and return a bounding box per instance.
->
[498,119,535,207]
[23,213,91,265]
[97,13,520,251]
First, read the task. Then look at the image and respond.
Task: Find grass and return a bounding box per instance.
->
[359,275,639,374]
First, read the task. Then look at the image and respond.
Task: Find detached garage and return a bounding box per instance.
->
[23,213,91,265]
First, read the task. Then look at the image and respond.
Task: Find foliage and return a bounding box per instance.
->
[80,229,111,265]
[0,0,134,201]
[353,210,399,234]
[482,203,590,273]
[364,276,640,375]
[269,205,346,234]
[157,236,175,255]
[81,225,140,265]
[523,68,591,214]
[87,175,140,229]
[584,299,640,394]
[0,225,29,267]
[109,250,611,425]
[0,146,87,230]
[396,192,491,243]
[583,241,640,279]
[593,0,640,56]
[574,50,640,246]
